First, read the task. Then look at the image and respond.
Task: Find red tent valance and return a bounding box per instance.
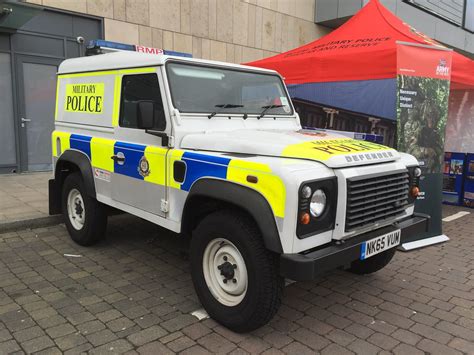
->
[248,0,474,89]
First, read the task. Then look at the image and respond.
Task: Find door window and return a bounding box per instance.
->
[119,73,166,130]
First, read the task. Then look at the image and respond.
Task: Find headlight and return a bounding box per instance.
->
[310,189,327,217]
[297,178,337,239]
[407,166,422,203]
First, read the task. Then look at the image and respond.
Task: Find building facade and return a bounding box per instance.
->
[1,0,330,173]
[27,0,329,63]
[0,1,103,173]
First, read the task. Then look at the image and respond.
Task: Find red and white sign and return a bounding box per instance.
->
[135,45,164,55]
[397,44,453,80]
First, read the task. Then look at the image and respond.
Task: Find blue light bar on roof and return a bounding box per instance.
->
[162,50,192,58]
[87,39,135,51]
[86,39,192,58]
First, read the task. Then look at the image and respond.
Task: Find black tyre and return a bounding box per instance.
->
[347,248,396,275]
[190,210,283,333]
[61,172,107,246]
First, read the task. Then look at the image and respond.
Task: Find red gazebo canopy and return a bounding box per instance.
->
[248,0,474,89]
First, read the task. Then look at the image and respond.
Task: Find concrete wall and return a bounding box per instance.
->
[25,0,331,64]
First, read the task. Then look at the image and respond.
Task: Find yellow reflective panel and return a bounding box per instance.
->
[227,160,286,218]
[144,145,168,186]
[52,131,71,157]
[167,150,185,189]
[90,137,115,171]
[58,70,119,79]
[54,78,60,120]
[112,75,122,127]
[118,67,156,74]
[282,138,391,161]
[58,67,156,79]
[64,83,105,114]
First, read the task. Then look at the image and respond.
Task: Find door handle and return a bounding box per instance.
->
[21,117,31,122]
[111,154,125,164]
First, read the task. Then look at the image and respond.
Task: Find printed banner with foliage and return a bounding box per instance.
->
[396,43,453,241]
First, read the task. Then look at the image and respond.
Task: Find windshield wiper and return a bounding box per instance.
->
[258,104,284,119]
[208,104,244,119]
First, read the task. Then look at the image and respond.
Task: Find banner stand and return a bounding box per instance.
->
[396,41,453,251]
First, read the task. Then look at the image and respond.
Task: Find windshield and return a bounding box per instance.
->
[166,62,293,116]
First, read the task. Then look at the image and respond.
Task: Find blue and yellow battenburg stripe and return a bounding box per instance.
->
[52,131,286,218]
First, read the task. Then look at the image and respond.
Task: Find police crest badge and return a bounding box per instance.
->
[138,156,150,177]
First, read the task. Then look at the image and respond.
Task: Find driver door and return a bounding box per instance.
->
[112,72,169,217]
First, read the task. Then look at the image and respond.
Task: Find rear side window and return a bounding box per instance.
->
[119,73,166,130]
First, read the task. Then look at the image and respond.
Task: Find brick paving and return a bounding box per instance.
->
[0,205,472,354]
[0,173,50,224]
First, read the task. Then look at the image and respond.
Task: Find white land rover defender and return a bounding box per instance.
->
[49,51,428,332]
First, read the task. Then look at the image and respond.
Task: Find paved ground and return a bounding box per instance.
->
[0,173,50,224]
[0,205,473,355]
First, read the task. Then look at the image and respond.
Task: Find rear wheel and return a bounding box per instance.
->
[347,248,396,275]
[62,172,107,246]
[190,210,283,332]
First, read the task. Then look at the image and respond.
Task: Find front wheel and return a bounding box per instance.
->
[190,210,283,333]
[62,172,107,246]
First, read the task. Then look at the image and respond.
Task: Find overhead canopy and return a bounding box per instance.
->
[247,0,474,119]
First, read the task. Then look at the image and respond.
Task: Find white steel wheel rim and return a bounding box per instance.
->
[202,238,248,307]
[67,188,85,230]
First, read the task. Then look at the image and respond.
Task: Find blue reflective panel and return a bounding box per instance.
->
[180,152,231,191]
[70,134,92,159]
[114,141,147,180]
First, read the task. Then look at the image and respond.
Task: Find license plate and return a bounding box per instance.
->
[360,229,401,260]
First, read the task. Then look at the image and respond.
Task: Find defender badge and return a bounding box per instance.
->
[138,156,150,177]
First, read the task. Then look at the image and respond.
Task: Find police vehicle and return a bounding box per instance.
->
[49,50,428,332]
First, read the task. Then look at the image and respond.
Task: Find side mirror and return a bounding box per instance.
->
[137,101,155,129]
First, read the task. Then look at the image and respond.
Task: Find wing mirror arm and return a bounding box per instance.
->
[146,130,170,147]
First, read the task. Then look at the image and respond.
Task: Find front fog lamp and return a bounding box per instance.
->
[413,167,422,177]
[310,189,327,217]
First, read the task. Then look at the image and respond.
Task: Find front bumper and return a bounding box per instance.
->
[280,213,429,281]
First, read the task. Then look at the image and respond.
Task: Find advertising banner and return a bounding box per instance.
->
[445,90,474,153]
[396,42,453,241]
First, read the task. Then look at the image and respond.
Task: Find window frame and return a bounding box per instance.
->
[164,60,294,116]
[463,0,474,33]
[402,0,474,34]
[119,72,167,131]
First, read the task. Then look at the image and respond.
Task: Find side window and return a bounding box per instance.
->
[119,73,166,130]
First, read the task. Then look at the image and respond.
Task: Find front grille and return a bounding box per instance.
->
[345,171,409,232]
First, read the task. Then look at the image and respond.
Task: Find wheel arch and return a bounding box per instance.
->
[50,150,96,215]
[55,150,96,197]
[181,179,283,254]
